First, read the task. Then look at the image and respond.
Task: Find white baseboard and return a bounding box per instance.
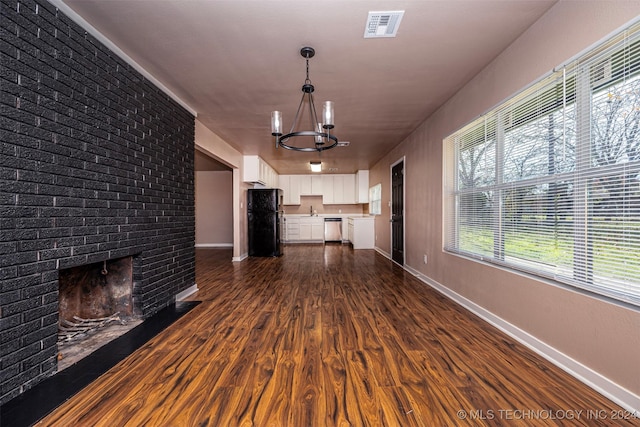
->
[194,244,244,262]
[233,253,248,262]
[374,246,391,259]
[175,284,199,301]
[195,243,233,248]
[403,264,640,413]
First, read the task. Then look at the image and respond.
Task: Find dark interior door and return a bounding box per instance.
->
[391,161,404,265]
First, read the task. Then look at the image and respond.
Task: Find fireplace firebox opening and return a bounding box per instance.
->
[57,256,142,370]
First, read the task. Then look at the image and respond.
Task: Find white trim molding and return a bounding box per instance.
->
[232,253,248,262]
[175,284,199,301]
[375,246,391,260]
[195,243,233,248]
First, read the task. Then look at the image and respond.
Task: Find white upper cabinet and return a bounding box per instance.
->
[279,175,301,205]
[322,175,335,204]
[299,175,323,195]
[322,174,356,204]
[355,170,369,203]
[242,155,278,188]
[279,171,369,205]
[299,175,312,195]
[342,174,356,204]
[311,175,323,195]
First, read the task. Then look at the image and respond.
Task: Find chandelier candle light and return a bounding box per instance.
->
[271,47,339,152]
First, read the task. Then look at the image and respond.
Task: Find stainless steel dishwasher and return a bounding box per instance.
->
[324,217,342,242]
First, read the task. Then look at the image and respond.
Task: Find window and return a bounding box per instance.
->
[369,183,382,215]
[445,22,640,307]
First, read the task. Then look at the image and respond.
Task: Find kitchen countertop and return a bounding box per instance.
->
[282,213,368,218]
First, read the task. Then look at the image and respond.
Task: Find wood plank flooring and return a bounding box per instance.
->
[37,245,638,426]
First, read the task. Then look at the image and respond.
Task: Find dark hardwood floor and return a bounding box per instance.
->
[35,245,637,426]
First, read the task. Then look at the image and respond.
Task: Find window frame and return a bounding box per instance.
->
[444,22,640,308]
[369,183,382,215]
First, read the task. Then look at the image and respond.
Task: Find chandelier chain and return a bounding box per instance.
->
[290,89,308,135]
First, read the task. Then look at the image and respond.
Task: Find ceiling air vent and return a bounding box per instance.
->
[364,11,404,38]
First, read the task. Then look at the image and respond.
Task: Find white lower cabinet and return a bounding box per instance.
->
[348,217,375,249]
[285,216,323,242]
[348,220,354,243]
[312,222,324,240]
[284,217,299,242]
[342,219,349,242]
[285,215,373,245]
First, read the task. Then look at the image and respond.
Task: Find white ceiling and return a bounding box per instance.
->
[58,0,557,174]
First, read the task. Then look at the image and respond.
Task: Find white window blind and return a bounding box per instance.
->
[445,22,640,307]
[369,183,382,215]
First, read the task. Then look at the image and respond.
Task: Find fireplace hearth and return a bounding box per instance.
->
[57,315,143,371]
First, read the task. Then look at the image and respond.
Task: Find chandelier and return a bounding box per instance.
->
[271,47,338,152]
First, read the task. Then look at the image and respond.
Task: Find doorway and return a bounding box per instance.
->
[391,159,404,265]
[194,149,234,249]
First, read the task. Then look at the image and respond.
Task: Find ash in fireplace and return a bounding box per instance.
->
[56,314,143,371]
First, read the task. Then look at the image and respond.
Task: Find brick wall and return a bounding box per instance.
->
[0,0,196,404]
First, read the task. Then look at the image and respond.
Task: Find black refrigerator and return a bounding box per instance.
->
[247,188,283,257]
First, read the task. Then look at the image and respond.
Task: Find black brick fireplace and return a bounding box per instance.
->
[0,0,196,404]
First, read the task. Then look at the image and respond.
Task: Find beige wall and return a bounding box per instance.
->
[195,120,248,258]
[371,2,640,403]
[195,171,233,246]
